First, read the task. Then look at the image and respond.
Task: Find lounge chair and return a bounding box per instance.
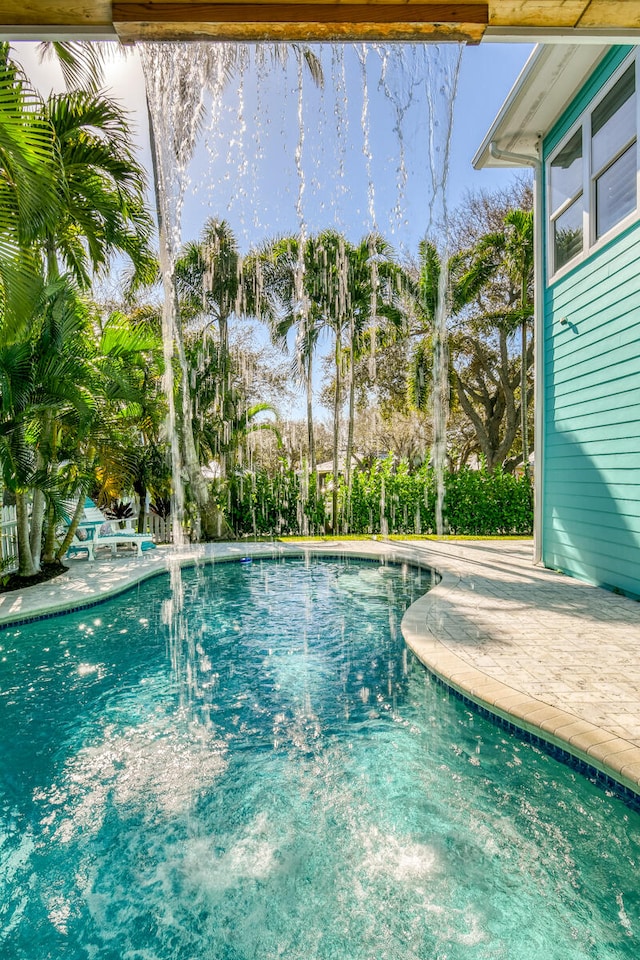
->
[66,498,156,561]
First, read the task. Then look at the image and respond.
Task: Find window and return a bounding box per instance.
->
[550,129,583,271]
[592,63,636,240]
[547,55,639,277]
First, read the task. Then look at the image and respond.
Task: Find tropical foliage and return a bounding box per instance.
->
[0,43,157,576]
[0,40,535,578]
[222,459,532,538]
[259,229,409,529]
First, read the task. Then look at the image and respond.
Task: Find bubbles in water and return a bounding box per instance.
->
[35,708,228,844]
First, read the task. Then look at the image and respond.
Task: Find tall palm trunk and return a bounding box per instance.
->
[219,313,229,380]
[217,310,230,481]
[174,285,233,539]
[343,368,356,535]
[29,411,55,569]
[42,499,58,564]
[16,491,37,577]
[55,493,86,562]
[306,351,315,472]
[520,270,530,481]
[331,333,342,533]
[146,93,233,541]
[27,253,59,570]
[29,486,45,569]
[344,313,356,491]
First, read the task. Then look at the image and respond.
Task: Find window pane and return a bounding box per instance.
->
[596,142,637,238]
[550,128,583,215]
[592,63,636,173]
[554,197,583,272]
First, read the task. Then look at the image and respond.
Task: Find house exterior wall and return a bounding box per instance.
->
[542,47,640,597]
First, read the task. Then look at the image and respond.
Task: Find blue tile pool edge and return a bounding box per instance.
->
[401,581,640,807]
[427,668,640,811]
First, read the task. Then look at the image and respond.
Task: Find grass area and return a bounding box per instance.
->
[275,534,533,543]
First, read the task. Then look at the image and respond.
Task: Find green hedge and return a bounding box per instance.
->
[223,463,327,537]
[340,458,532,536]
[222,458,533,538]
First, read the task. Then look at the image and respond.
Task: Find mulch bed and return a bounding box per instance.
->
[0,561,68,595]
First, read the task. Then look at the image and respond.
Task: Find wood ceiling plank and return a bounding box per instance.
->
[114,19,486,40]
[0,1,112,25]
[488,1,589,27]
[577,1,640,29]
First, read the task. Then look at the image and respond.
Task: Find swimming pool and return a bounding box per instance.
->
[1,556,639,958]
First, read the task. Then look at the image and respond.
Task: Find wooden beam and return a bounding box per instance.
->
[578,1,640,29]
[113,1,488,41]
[0,1,112,26]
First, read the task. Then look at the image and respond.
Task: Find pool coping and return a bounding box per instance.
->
[401,570,640,803]
[2,539,640,801]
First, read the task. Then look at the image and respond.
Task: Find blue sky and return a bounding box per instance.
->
[14,40,533,258]
[170,42,534,255]
[13,40,533,418]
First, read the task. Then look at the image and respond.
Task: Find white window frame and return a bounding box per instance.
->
[547,51,640,283]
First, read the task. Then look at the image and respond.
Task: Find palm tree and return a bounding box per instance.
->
[252,234,320,471]
[160,212,276,538]
[108,305,168,535]
[40,89,155,289]
[38,40,109,94]
[0,43,57,334]
[22,89,155,563]
[51,309,164,562]
[175,217,252,467]
[0,277,99,576]
[262,230,406,530]
[500,209,534,478]
[0,45,157,575]
[185,330,280,476]
[336,234,407,491]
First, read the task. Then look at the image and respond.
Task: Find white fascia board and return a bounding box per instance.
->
[473,43,609,169]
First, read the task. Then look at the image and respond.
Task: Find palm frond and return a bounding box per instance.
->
[38,41,109,92]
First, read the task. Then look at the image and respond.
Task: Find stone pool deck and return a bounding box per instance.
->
[2,538,640,798]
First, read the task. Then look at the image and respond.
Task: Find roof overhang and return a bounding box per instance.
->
[473,43,610,168]
[3,2,640,44]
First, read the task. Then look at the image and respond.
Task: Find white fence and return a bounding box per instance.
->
[1,505,18,571]
[134,510,172,544]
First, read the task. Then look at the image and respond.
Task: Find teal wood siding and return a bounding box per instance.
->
[542,48,640,596]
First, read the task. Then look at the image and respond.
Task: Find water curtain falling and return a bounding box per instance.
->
[422,45,462,535]
[140,42,227,545]
[140,40,463,549]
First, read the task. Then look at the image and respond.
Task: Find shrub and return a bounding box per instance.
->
[223,460,533,538]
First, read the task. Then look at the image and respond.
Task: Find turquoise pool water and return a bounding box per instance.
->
[1,556,639,959]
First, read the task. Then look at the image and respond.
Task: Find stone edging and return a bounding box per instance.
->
[401,567,640,800]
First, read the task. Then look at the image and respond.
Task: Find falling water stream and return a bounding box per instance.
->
[140,40,461,543]
[137,37,463,727]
